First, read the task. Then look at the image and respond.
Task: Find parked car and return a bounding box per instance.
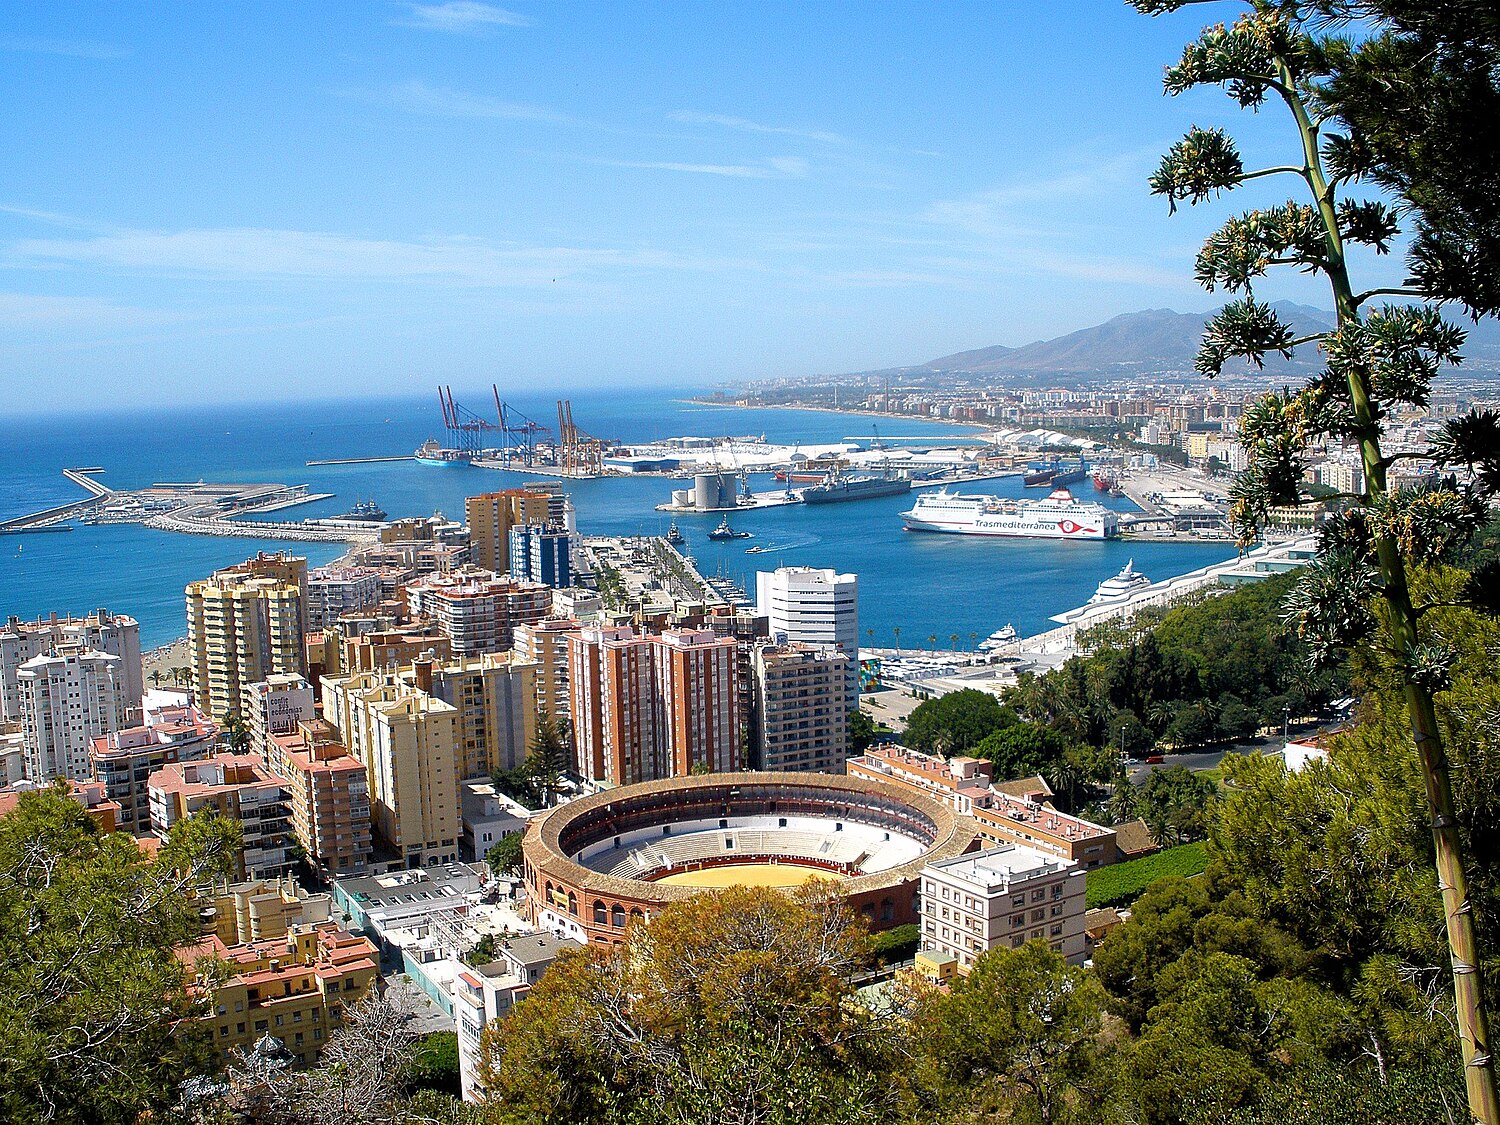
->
[1145,754,1165,764]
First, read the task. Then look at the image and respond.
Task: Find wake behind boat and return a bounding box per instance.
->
[902,487,1119,540]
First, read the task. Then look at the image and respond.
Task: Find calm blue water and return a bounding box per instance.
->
[0,390,1236,648]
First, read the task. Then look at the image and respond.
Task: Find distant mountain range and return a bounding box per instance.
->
[888,302,1500,380]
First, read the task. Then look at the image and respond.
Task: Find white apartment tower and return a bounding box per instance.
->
[18,646,124,782]
[755,567,858,708]
[0,609,142,724]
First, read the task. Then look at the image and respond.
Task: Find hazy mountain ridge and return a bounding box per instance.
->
[908,303,1499,378]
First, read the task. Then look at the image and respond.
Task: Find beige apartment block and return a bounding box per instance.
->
[512,617,580,724]
[321,670,461,868]
[752,642,848,773]
[186,553,308,723]
[465,489,551,575]
[397,652,538,778]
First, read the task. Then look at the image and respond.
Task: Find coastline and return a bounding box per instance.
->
[678,399,993,434]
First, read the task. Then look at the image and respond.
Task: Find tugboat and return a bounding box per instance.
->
[708,516,750,541]
[340,498,388,522]
[665,519,684,545]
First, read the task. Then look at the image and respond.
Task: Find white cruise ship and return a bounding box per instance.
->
[1088,559,1150,603]
[901,487,1119,540]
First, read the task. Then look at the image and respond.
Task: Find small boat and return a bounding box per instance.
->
[1089,559,1151,604]
[665,520,684,545]
[978,624,1018,651]
[746,544,771,554]
[708,517,750,541]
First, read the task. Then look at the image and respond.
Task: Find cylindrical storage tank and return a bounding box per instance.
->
[694,473,719,510]
[673,489,691,507]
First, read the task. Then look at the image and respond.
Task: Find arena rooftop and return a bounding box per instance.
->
[521,772,981,946]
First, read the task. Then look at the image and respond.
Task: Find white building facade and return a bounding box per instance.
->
[18,647,124,782]
[755,566,858,709]
[920,844,1087,969]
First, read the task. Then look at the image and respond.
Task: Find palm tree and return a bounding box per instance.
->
[927,634,937,654]
[892,626,901,657]
[949,633,960,654]
[149,670,162,688]
[969,631,978,652]
[866,628,875,654]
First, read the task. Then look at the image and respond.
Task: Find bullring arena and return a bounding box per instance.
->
[520,772,982,945]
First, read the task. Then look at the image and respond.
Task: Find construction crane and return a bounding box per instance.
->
[555,399,605,476]
[491,386,550,467]
[437,385,498,457]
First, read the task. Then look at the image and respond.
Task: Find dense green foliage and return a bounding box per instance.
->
[406,1031,462,1098]
[847,707,887,755]
[1113,765,1218,845]
[491,710,571,811]
[901,689,1015,755]
[1007,572,1338,753]
[1085,841,1209,908]
[484,831,524,878]
[480,886,905,1125]
[871,923,920,964]
[0,788,238,1125]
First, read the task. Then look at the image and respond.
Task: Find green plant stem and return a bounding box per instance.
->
[1279,54,1499,1125]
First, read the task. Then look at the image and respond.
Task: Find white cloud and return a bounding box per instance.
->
[0,292,180,329]
[591,156,809,179]
[397,2,530,32]
[669,111,845,145]
[367,80,569,122]
[0,34,130,59]
[5,227,732,287]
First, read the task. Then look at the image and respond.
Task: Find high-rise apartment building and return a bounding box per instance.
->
[91,701,219,834]
[399,652,538,778]
[267,718,372,876]
[306,565,383,629]
[148,753,292,880]
[512,618,580,723]
[568,625,738,785]
[321,670,461,868]
[465,490,551,574]
[186,553,308,723]
[656,628,739,776]
[18,646,124,782]
[245,674,316,761]
[507,523,574,588]
[0,608,142,723]
[755,567,859,707]
[403,574,551,655]
[752,642,848,773]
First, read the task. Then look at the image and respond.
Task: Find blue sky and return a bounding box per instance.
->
[0,1,1406,411]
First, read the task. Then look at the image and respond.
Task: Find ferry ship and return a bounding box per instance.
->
[1088,559,1150,603]
[901,487,1119,539]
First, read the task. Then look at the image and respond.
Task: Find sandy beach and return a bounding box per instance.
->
[143,638,191,687]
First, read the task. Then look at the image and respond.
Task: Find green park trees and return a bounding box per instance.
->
[478,885,906,1125]
[0,786,239,1125]
[1128,3,1500,1113]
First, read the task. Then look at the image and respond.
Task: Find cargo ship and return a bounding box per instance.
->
[901,487,1118,539]
[414,439,469,467]
[802,469,911,505]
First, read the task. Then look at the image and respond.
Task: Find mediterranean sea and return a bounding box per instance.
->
[0,390,1238,648]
